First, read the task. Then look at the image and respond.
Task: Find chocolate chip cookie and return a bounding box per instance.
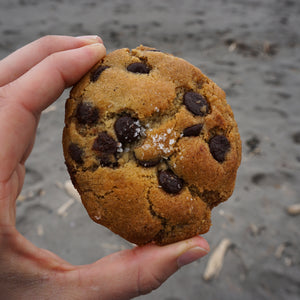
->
[63,45,242,245]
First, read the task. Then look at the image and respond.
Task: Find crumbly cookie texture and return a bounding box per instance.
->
[63,45,242,245]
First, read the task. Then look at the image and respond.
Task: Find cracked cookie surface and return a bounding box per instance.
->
[63,45,242,245]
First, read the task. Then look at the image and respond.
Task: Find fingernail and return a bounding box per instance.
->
[177,247,209,268]
[76,35,103,44]
[87,43,106,51]
[86,43,106,59]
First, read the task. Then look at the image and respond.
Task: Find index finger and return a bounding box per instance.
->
[1,42,106,117]
[0,35,103,87]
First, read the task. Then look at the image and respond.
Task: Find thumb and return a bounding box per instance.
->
[73,236,209,300]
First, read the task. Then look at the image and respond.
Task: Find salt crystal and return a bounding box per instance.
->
[117,142,123,152]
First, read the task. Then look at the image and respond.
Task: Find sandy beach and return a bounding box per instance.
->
[1,0,299,299]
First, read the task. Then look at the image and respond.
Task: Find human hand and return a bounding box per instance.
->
[0,35,210,300]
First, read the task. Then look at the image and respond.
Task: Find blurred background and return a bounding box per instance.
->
[1,0,299,299]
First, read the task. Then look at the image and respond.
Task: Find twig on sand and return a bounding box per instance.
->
[203,238,232,281]
[37,224,44,236]
[64,180,81,202]
[57,198,75,217]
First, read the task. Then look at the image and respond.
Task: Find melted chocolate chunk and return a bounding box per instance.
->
[127,62,151,74]
[91,65,109,82]
[137,158,161,168]
[76,102,99,125]
[93,132,118,154]
[183,91,209,116]
[69,143,84,164]
[99,155,119,168]
[209,135,230,163]
[158,169,184,194]
[114,116,142,144]
[183,124,203,137]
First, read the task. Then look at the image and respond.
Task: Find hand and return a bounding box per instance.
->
[0,35,210,300]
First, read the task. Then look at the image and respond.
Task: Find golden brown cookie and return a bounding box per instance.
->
[63,46,242,245]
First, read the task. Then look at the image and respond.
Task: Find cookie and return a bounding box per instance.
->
[63,45,242,245]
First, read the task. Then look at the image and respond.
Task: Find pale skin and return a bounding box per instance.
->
[0,35,210,300]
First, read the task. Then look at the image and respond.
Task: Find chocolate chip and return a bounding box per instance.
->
[114,116,142,144]
[127,62,151,74]
[99,155,119,168]
[76,102,99,125]
[90,65,109,82]
[93,132,118,154]
[183,124,203,137]
[68,143,84,164]
[137,158,161,168]
[209,135,230,163]
[183,91,209,116]
[158,170,184,194]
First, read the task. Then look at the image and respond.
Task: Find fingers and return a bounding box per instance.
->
[1,42,106,117]
[73,236,210,300]
[0,42,106,182]
[0,35,103,87]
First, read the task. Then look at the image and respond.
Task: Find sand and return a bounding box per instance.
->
[1,0,299,299]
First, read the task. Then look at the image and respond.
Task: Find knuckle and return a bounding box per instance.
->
[36,35,61,55]
[38,35,57,45]
[45,50,64,70]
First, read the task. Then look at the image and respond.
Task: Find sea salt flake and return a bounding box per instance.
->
[124,147,130,153]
